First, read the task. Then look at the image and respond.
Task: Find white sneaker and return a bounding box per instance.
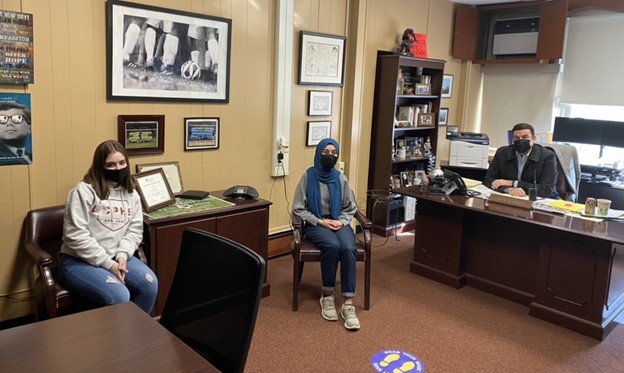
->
[341,304,360,330]
[320,295,338,321]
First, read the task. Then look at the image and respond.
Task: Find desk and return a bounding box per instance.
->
[144,190,271,315]
[0,303,218,372]
[395,187,624,340]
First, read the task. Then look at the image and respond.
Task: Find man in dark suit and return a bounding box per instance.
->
[0,102,32,165]
[484,122,557,198]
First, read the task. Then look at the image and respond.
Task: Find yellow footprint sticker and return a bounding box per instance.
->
[371,350,424,373]
[393,361,416,373]
[380,354,400,367]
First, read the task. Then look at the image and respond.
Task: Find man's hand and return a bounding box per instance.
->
[492,179,513,190]
[319,219,344,231]
[506,187,527,197]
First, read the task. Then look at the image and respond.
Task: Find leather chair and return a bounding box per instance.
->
[545,144,581,202]
[291,199,372,311]
[160,228,265,373]
[24,204,147,320]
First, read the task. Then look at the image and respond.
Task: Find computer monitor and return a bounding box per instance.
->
[552,117,603,145]
[601,121,624,148]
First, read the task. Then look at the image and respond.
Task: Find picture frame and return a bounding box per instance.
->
[132,168,176,212]
[184,117,219,150]
[308,91,333,116]
[414,83,431,95]
[391,174,401,189]
[306,121,332,146]
[413,170,428,186]
[0,10,34,84]
[106,0,232,103]
[395,139,407,150]
[136,161,184,195]
[118,114,165,155]
[417,113,436,127]
[439,108,449,126]
[298,31,346,86]
[399,171,411,188]
[442,74,454,98]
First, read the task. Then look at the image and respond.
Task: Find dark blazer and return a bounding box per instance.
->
[0,142,31,165]
[484,143,557,198]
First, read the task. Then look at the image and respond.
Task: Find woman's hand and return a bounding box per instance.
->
[320,219,343,231]
[110,258,128,283]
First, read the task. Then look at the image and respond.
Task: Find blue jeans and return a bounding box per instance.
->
[303,224,357,298]
[59,254,158,314]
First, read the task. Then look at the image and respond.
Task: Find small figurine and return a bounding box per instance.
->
[398,28,415,56]
[423,136,432,155]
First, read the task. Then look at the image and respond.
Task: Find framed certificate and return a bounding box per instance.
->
[136,161,184,195]
[132,168,176,212]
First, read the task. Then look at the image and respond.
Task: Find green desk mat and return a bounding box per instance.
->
[145,195,235,219]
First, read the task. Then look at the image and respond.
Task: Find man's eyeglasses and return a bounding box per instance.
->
[0,114,26,125]
[321,149,338,156]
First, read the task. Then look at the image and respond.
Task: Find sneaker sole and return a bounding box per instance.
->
[320,298,338,321]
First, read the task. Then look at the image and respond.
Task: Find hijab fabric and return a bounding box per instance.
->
[306,138,342,220]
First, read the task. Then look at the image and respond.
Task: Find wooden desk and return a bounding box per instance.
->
[0,303,218,372]
[395,187,624,340]
[144,190,271,315]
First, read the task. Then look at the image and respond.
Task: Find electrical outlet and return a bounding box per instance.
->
[336,161,345,173]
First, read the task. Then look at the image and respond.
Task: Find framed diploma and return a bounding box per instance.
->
[136,161,184,195]
[132,168,176,212]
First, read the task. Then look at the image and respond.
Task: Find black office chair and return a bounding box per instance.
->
[159,228,266,373]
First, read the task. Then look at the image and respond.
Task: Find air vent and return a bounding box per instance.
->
[492,17,540,56]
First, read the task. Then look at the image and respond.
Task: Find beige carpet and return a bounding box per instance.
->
[245,233,624,373]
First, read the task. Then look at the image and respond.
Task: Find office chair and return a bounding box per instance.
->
[545,144,581,202]
[24,205,147,320]
[291,195,372,311]
[159,228,266,373]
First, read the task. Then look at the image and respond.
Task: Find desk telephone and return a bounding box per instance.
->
[224,185,259,199]
[430,169,468,196]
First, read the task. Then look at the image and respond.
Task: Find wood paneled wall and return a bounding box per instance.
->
[0,0,457,321]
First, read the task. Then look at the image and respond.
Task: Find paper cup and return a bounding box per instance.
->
[596,199,611,216]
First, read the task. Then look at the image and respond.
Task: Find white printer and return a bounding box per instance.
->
[448,132,489,169]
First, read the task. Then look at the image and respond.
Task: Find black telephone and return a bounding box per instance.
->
[441,169,468,195]
[223,185,259,199]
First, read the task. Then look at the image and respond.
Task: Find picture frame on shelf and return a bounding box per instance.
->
[414,83,431,95]
[306,121,331,146]
[399,171,411,187]
[136,161,184,195]
[184,117,219,150]
[417,113,436,127]
[413,170,428,186]
[442,74,453,98]
[391,174,401,189]
[106,0,231,103]
[307,91,333,116]
[298,31,346,86]
[439,108,449,126]
[117,114,164,155]
[132,168,176,212]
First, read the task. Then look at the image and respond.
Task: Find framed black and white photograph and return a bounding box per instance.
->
[399,171,411,187]
[306,121,331,147]
[441,74,454,98]
[298,31,346,86]
[106,0,231,102]
[308,91,333,116]
[439,108,449,126]
[117,114,164,155]
[184,117,219,150]
[413,170,428,186]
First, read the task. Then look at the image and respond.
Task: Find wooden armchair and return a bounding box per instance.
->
[24,204,147,320]
[291,203,372,311]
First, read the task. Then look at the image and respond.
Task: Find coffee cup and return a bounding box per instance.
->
[596,199,612,216]
[396,147,406,160]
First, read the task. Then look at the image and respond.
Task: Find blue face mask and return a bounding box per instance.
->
[103,167,129,183]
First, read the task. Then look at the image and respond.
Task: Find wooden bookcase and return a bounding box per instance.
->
[367,52,445,236]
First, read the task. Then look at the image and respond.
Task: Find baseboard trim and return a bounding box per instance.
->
[268,230,292,258]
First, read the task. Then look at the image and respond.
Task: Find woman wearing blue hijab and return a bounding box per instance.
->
[292,138,360,330]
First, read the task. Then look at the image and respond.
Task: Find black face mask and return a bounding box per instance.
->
[103,167,129,183]
[320,154,338,170]
[513,139,531,154]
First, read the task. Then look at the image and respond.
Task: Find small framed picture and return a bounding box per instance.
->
[442,74,454,98]
[417,113,436,127]
[414,83,431,95]
[306,121,331,146]
[184,117,219,150]
[117,115,164,155]
[391,174,401,189]
[132,168,176,212]
[399,171,411,187]
[413,170,428,186]
[136,161,184,195]
[308,91,333,116]
[395,138,407,150]
[439,108,449,126]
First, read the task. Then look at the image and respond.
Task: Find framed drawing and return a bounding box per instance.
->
[442,74,454,98]
[184,117,219,150]
[417,113,435,127]
[306,121,331,146]
[308,91,333,116]
[136,161,184,195]
[106,0,231,102]
[439,108,449,126]
[118,115,164,155]
[132,168,176,212]
[298,31,346,86]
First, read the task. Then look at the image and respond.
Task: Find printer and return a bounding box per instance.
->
[448,132,490,169]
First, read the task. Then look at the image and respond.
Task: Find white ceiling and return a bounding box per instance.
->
[449,0,534,5]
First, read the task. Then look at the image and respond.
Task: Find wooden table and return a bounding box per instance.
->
[0,303,219,372]
[143,190,271,315]
[395,186,624,340]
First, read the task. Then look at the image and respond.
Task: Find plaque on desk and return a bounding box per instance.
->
[488,193,533,209]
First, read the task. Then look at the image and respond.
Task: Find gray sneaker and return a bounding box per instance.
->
[320,295,338,321]
[341,304,361,330]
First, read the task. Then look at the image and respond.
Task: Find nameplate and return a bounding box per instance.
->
[487,193,533,210]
